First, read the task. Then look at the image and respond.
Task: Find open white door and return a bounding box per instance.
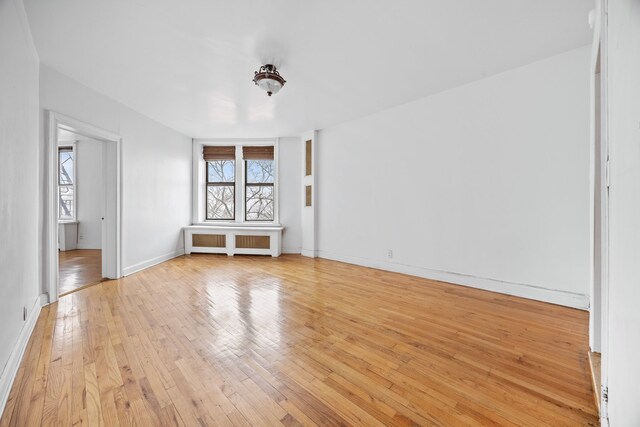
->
[101,140,119,279]
[588,2,610,422]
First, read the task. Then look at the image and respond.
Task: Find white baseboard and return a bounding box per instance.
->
[317,250,589,310]
[76,243,101,250]
[0,294,45,420]
[282,246,301,254]
[122,249,185,276]
[301,249,317,258]
[39,294,49,306]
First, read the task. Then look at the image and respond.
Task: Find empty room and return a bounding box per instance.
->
[0,0,638,425]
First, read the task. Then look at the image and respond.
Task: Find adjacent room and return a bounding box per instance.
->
[1,0,638,425]
[56,128,116,295]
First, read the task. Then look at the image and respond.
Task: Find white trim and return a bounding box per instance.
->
[301,249,317,258]
[0,294,45,420]
[236,145,244,223]
[47,111,123,303]
[38,294,49,306]
[589,0,605,354]
[598,0,610,422]
[191,139,201,224]
[122,249,185,276]
[274,138,280,226]
[191,222,283,228]
[317,250,589,310]
[586,1,610,422]
[76,243,102,250]
[185,225,283,231]
[282,246,301,254]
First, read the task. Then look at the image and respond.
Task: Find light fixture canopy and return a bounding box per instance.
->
[253,64,286,96]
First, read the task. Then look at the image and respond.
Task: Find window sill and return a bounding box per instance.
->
[191,222,282,229]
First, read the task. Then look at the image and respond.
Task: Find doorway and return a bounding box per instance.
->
[47,112,122,301]
[56,130,106,294]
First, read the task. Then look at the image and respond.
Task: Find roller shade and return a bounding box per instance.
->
[242,146,274,160]
[203,146,235,161]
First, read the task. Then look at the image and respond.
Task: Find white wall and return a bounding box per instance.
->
[279,137,302,253]
[317,46,591,308]
[40,65,192,278]
[75,138,103,250]
[0,0,42,413]
[606,0,640,423]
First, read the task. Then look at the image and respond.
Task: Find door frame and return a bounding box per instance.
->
[588,0,609,422]
[46,111,123,302]
[590,47,606,352]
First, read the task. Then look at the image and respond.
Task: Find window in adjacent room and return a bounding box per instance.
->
[243,146,274,221]
[204,146,236,220]
[58,146,75,220]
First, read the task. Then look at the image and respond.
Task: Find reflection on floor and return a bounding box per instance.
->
[58,249,102,295]
[1,254,599,426]
[589,351,602,412]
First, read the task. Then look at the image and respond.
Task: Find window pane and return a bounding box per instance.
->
[246,185,273,221]
[246,160,274,184]
[59,185,74,219]
[207,185,234,219]
[59,151,74,185]
[208,160,235,183]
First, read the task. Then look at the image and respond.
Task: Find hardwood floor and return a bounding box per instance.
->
[588,351,602,412]
[59,249,103,295]
[1,254,598,426]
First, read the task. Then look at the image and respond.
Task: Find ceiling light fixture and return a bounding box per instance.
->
[253,64,286,96]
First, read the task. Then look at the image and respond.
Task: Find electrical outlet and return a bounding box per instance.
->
[23,306,27,321]
[387,249,393,259]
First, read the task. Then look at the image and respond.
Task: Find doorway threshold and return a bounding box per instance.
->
[58,278,111,297]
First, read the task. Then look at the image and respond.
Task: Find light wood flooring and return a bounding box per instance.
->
[1,254,598,426]
[59,249,103,295]
[588,351,602,412]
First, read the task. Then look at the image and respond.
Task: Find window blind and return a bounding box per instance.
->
[242,146,274,160]
[203,146,235,161]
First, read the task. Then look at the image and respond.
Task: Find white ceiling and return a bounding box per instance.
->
[24,0,593,138]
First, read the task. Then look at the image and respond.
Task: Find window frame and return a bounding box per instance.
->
[244,159,275,222]
[58,143,76,222]
[192,139,279,225]
[205,159,236,221]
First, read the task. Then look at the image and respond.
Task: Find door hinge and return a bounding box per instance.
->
[602,386,609,402]
[605,157,611,190]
